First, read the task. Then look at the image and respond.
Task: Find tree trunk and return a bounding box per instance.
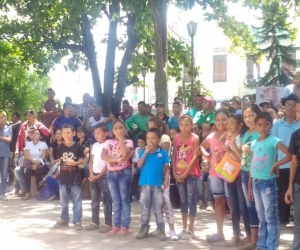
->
[114,14,139,110]
[103,0,120,113]
[81,14,103,104]
[151,0,168,106]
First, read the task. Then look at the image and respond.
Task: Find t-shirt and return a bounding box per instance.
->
[168,116,180,129]
[91,142,106,173]
[288,128,300,185]
[132,147,141,163]
[139,148,170,186]
[41,100,60,128]
[193,110,215,125]
[104,139,134,171]
[58,143,85,185]
[52,115,82,130]
[24,141,48,165]
[125,114,149,140]
[241,131,259,171]
[250,135,281,180]
[50,141,60,160]
[205,132,226,177]
[157,113,169,124]
[0,125,12,157]
[78,139,91,151]
[88,116,106,130]
[187,108,200,118]
[159,134,171,156]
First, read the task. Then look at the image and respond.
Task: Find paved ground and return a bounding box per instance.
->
[0,192,294,250]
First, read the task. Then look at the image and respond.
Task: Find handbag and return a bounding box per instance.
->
[215,152,241,183]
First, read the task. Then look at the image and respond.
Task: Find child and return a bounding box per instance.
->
[76,126,90,178]
[170,127,180,141]
[168,102,181,129]
[135,128,170,241]
[173,115,200,240]
[249,112,291,250]
[148,116,178,241]
[101,119,134,236]
[201,109,230,243]
[54,124,85,230]
[86,123,112,233]
[131,132,147,201]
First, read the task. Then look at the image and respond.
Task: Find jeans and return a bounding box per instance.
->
[14,166,26,191]
[46,176,59,196]
[90,174,112,227]
[252,178,280,250]
[293,183,300,250]
[278,168,290,225]
[59,184,82,224]
[140,185,165,229]
[241,170,259,227]
[25,166,48,193]
[0,156,9,196]
[227,173,251,237]
[210,175,229,199]
[196,171,213,203]
[107,167,132,229]
[163,182,175,225]
[177,175,197,217]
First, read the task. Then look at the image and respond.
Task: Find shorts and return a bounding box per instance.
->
[210,176,229,199]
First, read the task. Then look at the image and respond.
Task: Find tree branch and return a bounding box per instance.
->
[51,41,84,51]
[101,4,110,19]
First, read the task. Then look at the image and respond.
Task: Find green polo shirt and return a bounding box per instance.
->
[187,107,201,118]
[125,113,149,140]
[193,110,215,125]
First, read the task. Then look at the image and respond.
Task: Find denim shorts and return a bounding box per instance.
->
[210,176,229,199]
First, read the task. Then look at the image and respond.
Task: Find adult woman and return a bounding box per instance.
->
[22,129,48,200]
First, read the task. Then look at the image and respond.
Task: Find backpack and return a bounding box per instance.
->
[37,186,51,201]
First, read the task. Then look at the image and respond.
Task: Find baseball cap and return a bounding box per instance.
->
[155,102,165,107]
[281,94,298,106]
[174,97,183,102]
[200,96,214,105]
[230,96,241,104]
[25,109,35,115]
[0,110,7,117]
[221,100,230,107]
[259,100,274,107]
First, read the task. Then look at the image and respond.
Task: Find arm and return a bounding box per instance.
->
[270,142,292,174]
[163,164,170,189]
[200,139,210,160]
[285,155,297,204]
[119,138,132,158]
[37,123,50,137]
[88,151,94,177]
[101,148,124,163]
[137,150,147,168]
[85,118,92,132]
[0,135,12,143]
[171,139,177,177]
[247,171,254,201]
[84,147,89,156]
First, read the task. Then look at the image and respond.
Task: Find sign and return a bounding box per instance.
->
[256,87,285,108]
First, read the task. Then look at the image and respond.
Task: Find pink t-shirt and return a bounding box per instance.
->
[205,132,226,177]
[104,139,134,171]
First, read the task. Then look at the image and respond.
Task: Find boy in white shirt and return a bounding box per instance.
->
[86,123,112,233]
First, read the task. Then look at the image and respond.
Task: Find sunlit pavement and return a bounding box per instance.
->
[0,194,293,250]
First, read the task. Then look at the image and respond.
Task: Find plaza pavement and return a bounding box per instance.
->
[0,192,294,250]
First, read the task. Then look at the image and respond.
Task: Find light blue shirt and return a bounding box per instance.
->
[139,147,170,186]
[250,135,281,180]
[272,117,300,169]
[282,84,299,98]
[0,125,12,157]
[241,131,259,171]
[168,116,179,129]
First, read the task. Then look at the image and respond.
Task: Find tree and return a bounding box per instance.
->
[251,2,300,86]
[0,40,51,117]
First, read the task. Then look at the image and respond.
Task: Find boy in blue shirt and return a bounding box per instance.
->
[168,102,181,129]
[136,128,170,241]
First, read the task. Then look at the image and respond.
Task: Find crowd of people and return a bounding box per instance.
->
[1,73,300,249]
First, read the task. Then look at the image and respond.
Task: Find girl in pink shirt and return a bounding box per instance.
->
[102,119,134,237]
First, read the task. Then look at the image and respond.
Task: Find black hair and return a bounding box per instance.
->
[179,114,193,124]
[122,100,129,105]
[62,123,75,132]
[138,101,146,106]
[173,101,181,107]
[63,102,72,109]
[94,123,109,133]
[76,125,88,134]
[47,88,54,92]
[170,127,180,133]
[229,114,243,124]
[255,111,273,126]
[215,108,230,118]
[12,112,21,119]
[241,104,261,136]
[137,130,147,142]
[149,116,168,134]
[147,128,162,139]
[174,97,183,102]
[94,105,102,110]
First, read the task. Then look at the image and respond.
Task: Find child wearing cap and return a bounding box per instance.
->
[193,96,215,125]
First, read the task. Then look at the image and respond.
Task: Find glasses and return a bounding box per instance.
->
[242,98,250,103]
[285,103,296,108]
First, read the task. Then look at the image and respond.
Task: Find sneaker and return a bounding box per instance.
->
[198,201,206,209]
[157,228,168,241]
[169,230,179,241]
[206,201,214,211]
[74,221,83,230]
[136,227,149,239]
[115,227,130,237]
[0,195,8,201]
[54,220,69,228]
[149,229,158,237]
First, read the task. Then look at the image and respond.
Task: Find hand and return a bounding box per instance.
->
[51,175,57,179]
[132,168,136,176]
[247,188,254,201]
[65,160,76,166]
[177,173,187,182]
[270,164,279,176]
[33,160,40,166]
[242,144,251,153]
[220,131,228,141]
[88,175,96,182]
[32,165,37,171]
[163,180,169,189]
[114,127,125,140]
[226,133,236,145]
[285,187,293,204]
[15,152,19,158]
[117,157,128,163]
[145,143,153,153]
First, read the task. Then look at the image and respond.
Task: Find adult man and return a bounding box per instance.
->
[51,103,82,139]
[77,93,94,124]
[168,102,181,129]
[193,96,215,125]
[85,105,107,138]
[259,100,274,112]
[282,71,300,98]
[174,97,187,115]
[145,104,154,117]
[155,102,169,124]
[119,100,132,121]
[272,94,300,230]
[0,111,12,200]
[41,88,61,129]
[187,94,203,118]
[125,101,149,141]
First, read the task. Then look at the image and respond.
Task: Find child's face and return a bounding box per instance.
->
[113,121,126,137]
[76,130,86,139]
[230,100,240,111]
[179,117,193,135]
[193,125,200,135]
[202,124,211,138]
[148,121,162,131]
[172,104,180,115]
[55,130,62,140]
[243,108,257,129]
[146,131,160,147]
[210,124,216,132]
[94,128,108,143]
[215,113,228,132]
[227,117,241,134]
[296,103,300,122]
[62,128,75,141]
[169,129,178,140]
[256,118,272,136]
[137,139,146,148]
[266,88,277,101]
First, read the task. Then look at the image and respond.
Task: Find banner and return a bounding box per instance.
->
[256,87,285,108]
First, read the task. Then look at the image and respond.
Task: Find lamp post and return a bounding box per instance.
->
[187,21,197,94]
[141,68,147,101]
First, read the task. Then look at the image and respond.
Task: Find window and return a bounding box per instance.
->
[246,59,254,79]
[213,55,227,82]
[131,87,138,93]
[282,51,296,75]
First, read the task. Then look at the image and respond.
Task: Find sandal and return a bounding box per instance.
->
[181,231,195,240]
[85,223,99,231]
[177,230,187,239]
[115,227,130,237]
[238,243,256,250]
[99,224,112,233]
[22,193,31,200]
[107,227,120,236]
[206,233,225,243]
[223,236,240,247]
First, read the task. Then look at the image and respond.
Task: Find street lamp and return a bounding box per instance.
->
[141,68,147,101]
[187,21,197,94]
